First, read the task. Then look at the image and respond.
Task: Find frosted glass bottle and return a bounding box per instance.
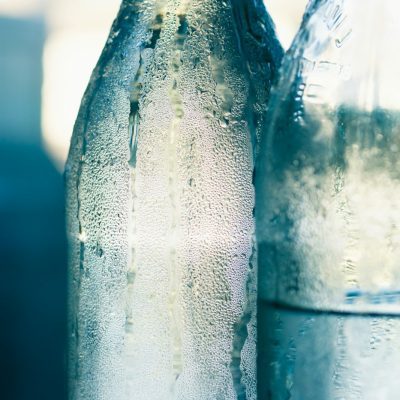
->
[65,1,282,399]
[256,0,400,398]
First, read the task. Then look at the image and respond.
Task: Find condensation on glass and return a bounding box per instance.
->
[65,1,282,399]
[256,0,400,398]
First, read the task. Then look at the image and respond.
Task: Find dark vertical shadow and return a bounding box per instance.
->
[0,16,68,400]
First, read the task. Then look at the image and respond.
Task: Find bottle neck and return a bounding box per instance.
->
[294,0,400,111]
[118,0,282,72]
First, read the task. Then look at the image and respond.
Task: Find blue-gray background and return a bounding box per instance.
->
[0,16,67,400]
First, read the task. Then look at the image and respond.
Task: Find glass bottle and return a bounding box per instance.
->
[256,0,400,398]
[65,1,282,399]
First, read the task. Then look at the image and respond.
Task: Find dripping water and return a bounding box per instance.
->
[128,13,164,168]
[126,12,165,334]
[166,13,189,385]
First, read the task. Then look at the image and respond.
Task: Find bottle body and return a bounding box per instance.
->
[66,1,282,399]
[256,0,400,398]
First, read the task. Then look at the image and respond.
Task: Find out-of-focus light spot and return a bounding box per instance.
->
[265,0,308,49]
[42,29,110,168]
[42,0,120,169]
[0,0,44,17]
[46,0,120,31]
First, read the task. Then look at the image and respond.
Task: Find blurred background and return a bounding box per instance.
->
[0,0,307,398]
